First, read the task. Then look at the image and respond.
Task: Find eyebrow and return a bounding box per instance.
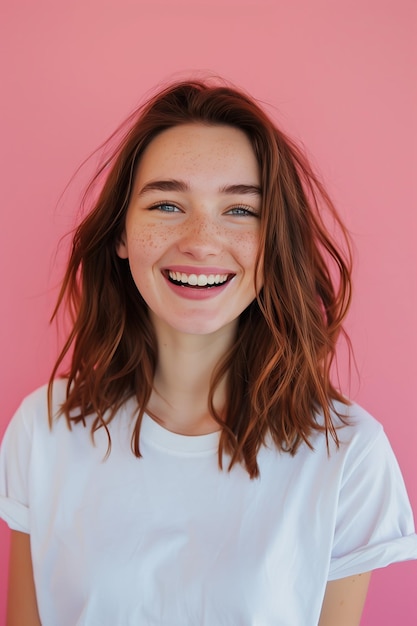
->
[137,179,262,197]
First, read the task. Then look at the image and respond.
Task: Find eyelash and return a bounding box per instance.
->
[226,205,258,217]
[149,202,180,213]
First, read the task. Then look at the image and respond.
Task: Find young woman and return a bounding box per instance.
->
[1,80,417,625]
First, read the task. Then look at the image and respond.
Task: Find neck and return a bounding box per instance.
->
[148,320,237,435]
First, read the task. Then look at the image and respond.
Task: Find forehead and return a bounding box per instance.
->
[134,123,260,185]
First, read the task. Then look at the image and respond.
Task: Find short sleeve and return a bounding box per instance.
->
[0,404,32,533]
[328,427,417,580]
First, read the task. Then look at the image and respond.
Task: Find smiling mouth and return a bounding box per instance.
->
[165,270,234,289]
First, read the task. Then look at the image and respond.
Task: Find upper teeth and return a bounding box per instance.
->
[168,271,229,286]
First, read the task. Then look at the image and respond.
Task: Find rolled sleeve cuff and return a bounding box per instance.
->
[0,496,30,533]
[328,534,417,580]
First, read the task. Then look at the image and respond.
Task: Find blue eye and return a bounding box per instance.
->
[227,206,258,216]
[150,203,180,213]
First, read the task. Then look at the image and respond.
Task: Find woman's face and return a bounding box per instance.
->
[117,123,263,338]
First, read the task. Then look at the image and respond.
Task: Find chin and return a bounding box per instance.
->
[152,315,238,339]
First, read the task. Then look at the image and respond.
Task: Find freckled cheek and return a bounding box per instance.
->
[233,230,261,258]
[236,231,263,289]
[127,224,169,252]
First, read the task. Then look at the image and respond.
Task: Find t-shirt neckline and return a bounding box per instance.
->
[140,412,221,454]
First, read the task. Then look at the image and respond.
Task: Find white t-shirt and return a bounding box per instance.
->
[1,380,416,626]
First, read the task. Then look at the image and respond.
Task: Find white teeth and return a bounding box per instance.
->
[168,271,229,286]
[197,275,208,286]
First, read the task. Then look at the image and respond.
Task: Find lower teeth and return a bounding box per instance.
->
[170,278,222,289]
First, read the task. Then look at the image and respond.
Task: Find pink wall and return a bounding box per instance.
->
[1,0,416,622]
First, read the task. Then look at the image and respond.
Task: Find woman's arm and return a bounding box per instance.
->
[318,572,371,626]
[7,530,41,626]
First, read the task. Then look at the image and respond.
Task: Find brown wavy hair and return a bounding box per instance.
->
[49,79,352,478]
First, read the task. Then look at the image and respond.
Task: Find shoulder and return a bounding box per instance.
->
[260,400,387,488]
[327,399,385,457]
[330,399,382,431]
[20,378,68,414]
[280,399,393,484]
[314,399,396,482]
[2,379,69,449]
[6,379,134,459]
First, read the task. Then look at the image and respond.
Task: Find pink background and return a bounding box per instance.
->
[1,0,416,623]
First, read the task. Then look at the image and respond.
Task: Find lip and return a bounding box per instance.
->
[162,271,234,300]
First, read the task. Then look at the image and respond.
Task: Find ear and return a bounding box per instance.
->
[116,232,129,259]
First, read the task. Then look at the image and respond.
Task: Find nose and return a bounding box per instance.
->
[177,211,223,259]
